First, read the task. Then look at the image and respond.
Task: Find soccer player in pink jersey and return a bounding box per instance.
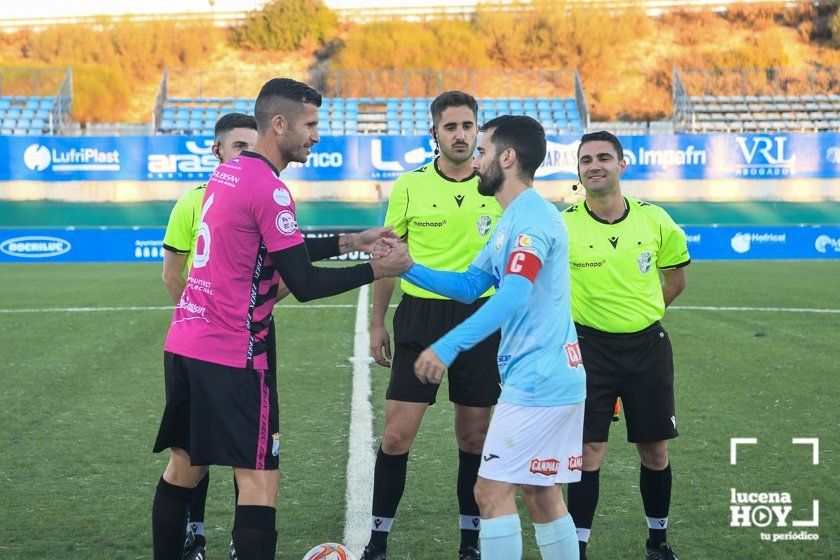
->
[151,78,411,560]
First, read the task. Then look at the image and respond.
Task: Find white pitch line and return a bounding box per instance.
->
[343,286,376,553]
[0,304,360,313]
[1,304,839,314]
[669,305,840,314]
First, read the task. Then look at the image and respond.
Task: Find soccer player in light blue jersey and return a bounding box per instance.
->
[384,115,586,559]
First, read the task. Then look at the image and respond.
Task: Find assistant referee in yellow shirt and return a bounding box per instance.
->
[362,91,502,560]
[563,131,689,560]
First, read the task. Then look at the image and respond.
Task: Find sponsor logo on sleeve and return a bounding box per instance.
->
[273,187,292,206]
[276,210,298,235]
[516,234,532,247]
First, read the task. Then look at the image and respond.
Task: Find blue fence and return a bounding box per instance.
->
[1,226,838,263]
[2,133,838,182]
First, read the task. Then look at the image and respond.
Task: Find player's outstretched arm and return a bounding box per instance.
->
[414,275,533,385]
[401,263,494,304]
[270,241,411,303]
[304,227,397,262]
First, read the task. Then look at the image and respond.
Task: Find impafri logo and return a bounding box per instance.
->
[0,236,71,258]
[734,135,796,177]
[623,145,707,169]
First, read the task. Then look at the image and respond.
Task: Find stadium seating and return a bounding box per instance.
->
[0,96,57,135]
[683,94,840,133]
[157,96,586,136]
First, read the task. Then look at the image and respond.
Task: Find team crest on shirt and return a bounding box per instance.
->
[477,215,492,237]
[272,187,291,206]
[637,251,652,274]
[272,433,280,456]
[276,211,297,235]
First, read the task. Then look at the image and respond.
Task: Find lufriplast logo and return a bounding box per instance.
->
[24,143,120,173]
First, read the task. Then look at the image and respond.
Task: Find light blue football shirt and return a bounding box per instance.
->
[470,188,586,407]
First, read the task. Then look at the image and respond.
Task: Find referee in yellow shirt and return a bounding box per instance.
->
[563,131,689,560]
[363,91,502,560]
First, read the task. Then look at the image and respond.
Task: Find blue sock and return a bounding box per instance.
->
[534,514,579,560]
[480,514,522,560]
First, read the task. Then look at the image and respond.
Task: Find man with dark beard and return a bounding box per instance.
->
[388,115,585,559]
[362,91,502,560]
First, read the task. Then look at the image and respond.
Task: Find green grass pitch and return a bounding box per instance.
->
[0,261,837,559]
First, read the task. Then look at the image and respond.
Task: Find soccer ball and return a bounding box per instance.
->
[302,542,358,560]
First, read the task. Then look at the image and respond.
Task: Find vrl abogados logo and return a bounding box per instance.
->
[730,438,820,543]
[734,135,796,177]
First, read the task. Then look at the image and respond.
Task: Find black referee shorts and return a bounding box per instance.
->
[153,320,280,470]
[577,321,678,444]
[387,294,501,407]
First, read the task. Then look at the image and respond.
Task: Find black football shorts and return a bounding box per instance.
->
[387,294,501,407]
[576,321,678,444]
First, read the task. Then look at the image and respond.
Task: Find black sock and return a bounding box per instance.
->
[567,468,600,549]
[369,445,409,550]
[152,477,193,560]
[232,505,277,560]
[187,472,209,545]
[234,476,240,504]
[640,463,671,547]
[457,449,482,549]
